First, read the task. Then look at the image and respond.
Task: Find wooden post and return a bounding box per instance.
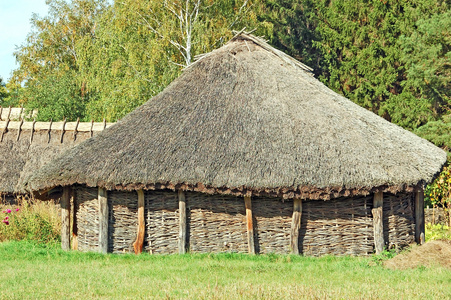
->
[72,189,78,251]
[178,191,187,254]
[133,190,145,254]
[415,187,425,245]
[61,186,71,251]
[372,191,384,255]
[244,196,255,254]
[290,198,302,254]
[98,187,109,254]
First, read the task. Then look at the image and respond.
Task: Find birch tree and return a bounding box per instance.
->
[135,0,253,67]
[78,0,261,121]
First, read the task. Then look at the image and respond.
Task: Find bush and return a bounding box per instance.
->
[425,160,451,226]
[425,223,451,241]
[0,196,61,243]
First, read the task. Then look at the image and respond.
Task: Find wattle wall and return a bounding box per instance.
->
[74,187,415,255]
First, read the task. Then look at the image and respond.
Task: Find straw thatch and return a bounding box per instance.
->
[0,106,37,121]
[26,33,446,200]
[0,120,111,194]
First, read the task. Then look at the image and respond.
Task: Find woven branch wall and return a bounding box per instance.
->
[74,187,416,255]
[383,193,415,249]
[76,187,99,252]
[108,191,138,253]
[253,196,292,254]
[301,196,374,256]
[145,191,179,254]
[188,192,248,253]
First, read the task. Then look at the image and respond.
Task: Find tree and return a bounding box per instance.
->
[255,0,323,75]
[416,115,451,153]
[311,0,449,130]
[134,0,263,67]
[77,0,265,121]
[10,0,108,121]
[399,11,451,119]
[0,78,7,104]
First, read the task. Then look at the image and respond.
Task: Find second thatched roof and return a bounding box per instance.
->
[26,33,446,200]
[0,120,111,194]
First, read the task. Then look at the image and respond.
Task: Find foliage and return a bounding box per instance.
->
[425,161,451,226]
[426,223,451,241]
[399,10,451,118]
[76,0,180,121]
[5,0,451,128]
[22,70,87,121]
[78,0,266,121]
[416,115,451,153]
[255,0,324,75]
[10,0,109,121]
[0,77,8,104]
[312,0,449,130]
[0,197,60,243]
[0,80,23,107]
[370,248,398,266]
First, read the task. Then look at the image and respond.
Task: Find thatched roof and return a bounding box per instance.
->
[0,121,111,194]
[25,33,446,200]
[0,106,37,121]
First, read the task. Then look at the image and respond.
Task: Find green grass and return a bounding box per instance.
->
[0,241,450,299]
[426,223,451,241]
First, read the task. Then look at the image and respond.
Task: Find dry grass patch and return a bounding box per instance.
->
[384,240,451,270]
[0,196,60,242]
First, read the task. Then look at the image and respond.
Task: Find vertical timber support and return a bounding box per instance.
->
[290,198,302,254]
[415,187,425,245]
[98,187,109,254]
[244,196,255,254]
[372,191,384,255]
[61,186,71,251]
[72,189,78,251]
[133,190,145,254]
[178,191,187,254]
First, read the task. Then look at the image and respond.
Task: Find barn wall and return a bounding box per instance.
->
[144,191,179,254]
[187,192,248,253]
[253,196,292,254]
[75,187,99,252]
[74,187,416,255]
[108,191,138,253]
[383,192,415,248]
[301,195,374,256]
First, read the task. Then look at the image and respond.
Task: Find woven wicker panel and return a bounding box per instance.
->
[188,192,247,253]
[144,191,179,254]
[75,187,99,252]
[383,192,415,249]
[300,196,374,256]
[253,197,292,254]
[108,191,138,254]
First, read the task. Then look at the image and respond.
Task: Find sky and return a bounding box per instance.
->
[0,0,48,82]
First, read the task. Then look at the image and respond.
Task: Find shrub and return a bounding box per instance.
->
[0,196,61,243]
[425,160,451,226]
[425,223,451,241]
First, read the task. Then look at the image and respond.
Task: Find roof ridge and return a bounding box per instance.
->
[0,120,113,133]
[192,31,314,74]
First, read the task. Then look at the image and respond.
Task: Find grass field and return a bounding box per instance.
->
[0,241,450,299]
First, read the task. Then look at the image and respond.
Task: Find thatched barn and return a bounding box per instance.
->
[26,33,446,256]
[0,118,111,198]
